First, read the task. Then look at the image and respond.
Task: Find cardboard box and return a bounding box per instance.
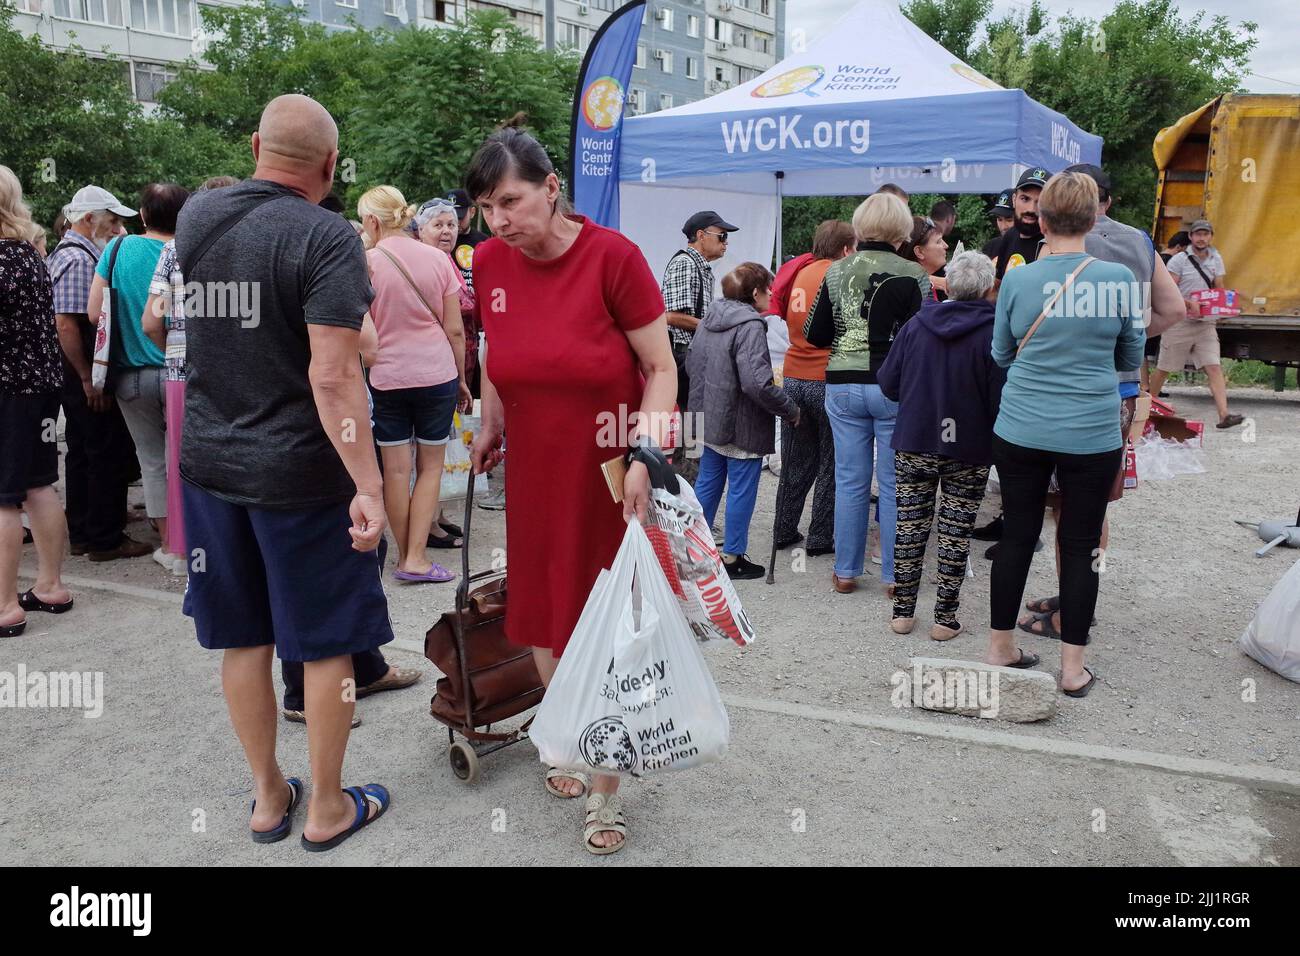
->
[1129,392,1152,441]
[1190,288,1241,317]
[1123,439,1138,489]
[1184,419,1204,448]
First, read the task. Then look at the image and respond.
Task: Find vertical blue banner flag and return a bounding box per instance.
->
[568,0,647,229]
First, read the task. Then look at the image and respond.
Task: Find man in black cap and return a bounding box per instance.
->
[446,187,488,292]
[661,211,737,464]
[987,167,1050,281]
[982,190,1014,257]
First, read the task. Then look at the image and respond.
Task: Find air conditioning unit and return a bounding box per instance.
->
[716,41,728,51]
[657,8,670,22]
[654,49,668,59]
[577,2,588,15]
[719,1,733,10]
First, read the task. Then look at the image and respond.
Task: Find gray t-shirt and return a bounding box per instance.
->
[174,180,374,508]
[1166,247,1225,297]
[1085,214,1155,389]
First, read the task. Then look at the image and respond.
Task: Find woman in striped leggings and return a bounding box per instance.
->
[876,252,1005,640]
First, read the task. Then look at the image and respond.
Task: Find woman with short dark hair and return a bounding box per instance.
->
[689,261,799,580]
[86,182,190,574]
[466,122,677,855]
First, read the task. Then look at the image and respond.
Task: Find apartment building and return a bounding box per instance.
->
[9,0,247,103]
[9,0,784,111]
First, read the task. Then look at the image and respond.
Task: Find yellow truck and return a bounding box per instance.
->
[1153,94,1300,386]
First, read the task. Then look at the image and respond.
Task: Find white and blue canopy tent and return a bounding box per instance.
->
[617,0,1102,277]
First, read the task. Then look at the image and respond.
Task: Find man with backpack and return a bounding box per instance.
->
[661,211,737,473]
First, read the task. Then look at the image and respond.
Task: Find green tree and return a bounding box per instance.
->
[1,4,143,227]
[902,0,1258,228]
[158,4,376,142]
[158,5,578,210]
[344,11,578,207]
[1,4,257,228]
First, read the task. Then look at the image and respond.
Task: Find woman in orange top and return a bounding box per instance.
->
[771,219,855,555]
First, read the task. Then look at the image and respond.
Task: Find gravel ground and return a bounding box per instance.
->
[3,384,1298,866]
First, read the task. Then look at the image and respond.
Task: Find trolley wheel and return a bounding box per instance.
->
[448,741,480,784]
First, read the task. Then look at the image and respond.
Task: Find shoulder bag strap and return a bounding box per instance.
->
[1014,256,1095,360]
[48,239,97,286]
[178,193,291,277]
[667,249,705,320]
[377,245,443,327]
[1186,253,1214,290]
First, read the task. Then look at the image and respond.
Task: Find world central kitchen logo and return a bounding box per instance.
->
[750,64,901,98]
[577,76,625,179]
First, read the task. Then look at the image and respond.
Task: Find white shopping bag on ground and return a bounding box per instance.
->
[1238,557,1300,683]
[530,519,730,777]
[644,477,755,646]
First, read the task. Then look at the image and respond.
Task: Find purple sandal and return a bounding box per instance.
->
[393,564,455,584]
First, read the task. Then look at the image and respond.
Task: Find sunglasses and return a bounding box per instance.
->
[418,198,458,214]
[704,230,729,242]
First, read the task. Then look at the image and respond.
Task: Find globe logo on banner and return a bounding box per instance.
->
[950,62,1002,90]
[581,76,626,132]
[751,65,825,98]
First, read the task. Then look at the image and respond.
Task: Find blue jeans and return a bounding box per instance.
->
[825,383,898,581]
[694,447,763,557]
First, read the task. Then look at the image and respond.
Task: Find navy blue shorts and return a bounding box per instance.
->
[370,379,458,446]
[181,480,394,662]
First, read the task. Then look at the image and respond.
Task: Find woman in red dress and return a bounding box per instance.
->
[467,126,676,855]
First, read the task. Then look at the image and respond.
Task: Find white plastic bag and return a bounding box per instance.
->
[644,476,755,646]
[530,519,730,777]
[439,412,488,501]
[1133,434,1205,481]
[1238,557,1300,683]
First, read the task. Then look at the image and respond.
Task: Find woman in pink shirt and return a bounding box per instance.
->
[358,186,470,583]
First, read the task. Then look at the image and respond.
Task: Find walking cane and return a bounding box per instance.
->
[766,419,792,585]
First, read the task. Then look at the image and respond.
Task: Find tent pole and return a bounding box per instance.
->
[774,171,785,271]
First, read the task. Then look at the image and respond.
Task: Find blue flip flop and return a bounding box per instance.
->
[301,784,391,853]
[250,777,303,844]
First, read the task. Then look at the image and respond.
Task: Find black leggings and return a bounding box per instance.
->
[990,434,1122,646]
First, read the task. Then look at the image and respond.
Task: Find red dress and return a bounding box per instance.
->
[474,216,666,656]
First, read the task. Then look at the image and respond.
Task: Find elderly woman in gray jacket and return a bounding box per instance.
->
[686,262,799,580]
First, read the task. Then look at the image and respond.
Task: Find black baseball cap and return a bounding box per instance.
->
[683,210,739,240]
[988,190,1013,217]
[1064,163,1112,197]
[447,188,473,216]
[1016,167,1051,190]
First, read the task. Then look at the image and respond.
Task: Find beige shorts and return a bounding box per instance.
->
[1157,319,1221,371]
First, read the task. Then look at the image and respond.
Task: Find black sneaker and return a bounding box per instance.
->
[723,554,765,580]
[971,515,1004,541]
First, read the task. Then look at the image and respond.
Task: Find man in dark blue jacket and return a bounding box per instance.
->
[877,251,1006,641]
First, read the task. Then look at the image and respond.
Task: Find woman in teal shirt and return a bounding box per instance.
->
[985,171,1144,698]
[87,183,189,574]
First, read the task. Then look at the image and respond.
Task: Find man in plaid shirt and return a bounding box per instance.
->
[660,210,736,461]
[48,185,152,561]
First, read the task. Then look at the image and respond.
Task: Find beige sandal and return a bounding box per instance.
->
[582,792,627,855]
[930,622,963,641]
[544,767,590,799]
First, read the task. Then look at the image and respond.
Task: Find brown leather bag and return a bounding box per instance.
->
[424,475,543,736]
